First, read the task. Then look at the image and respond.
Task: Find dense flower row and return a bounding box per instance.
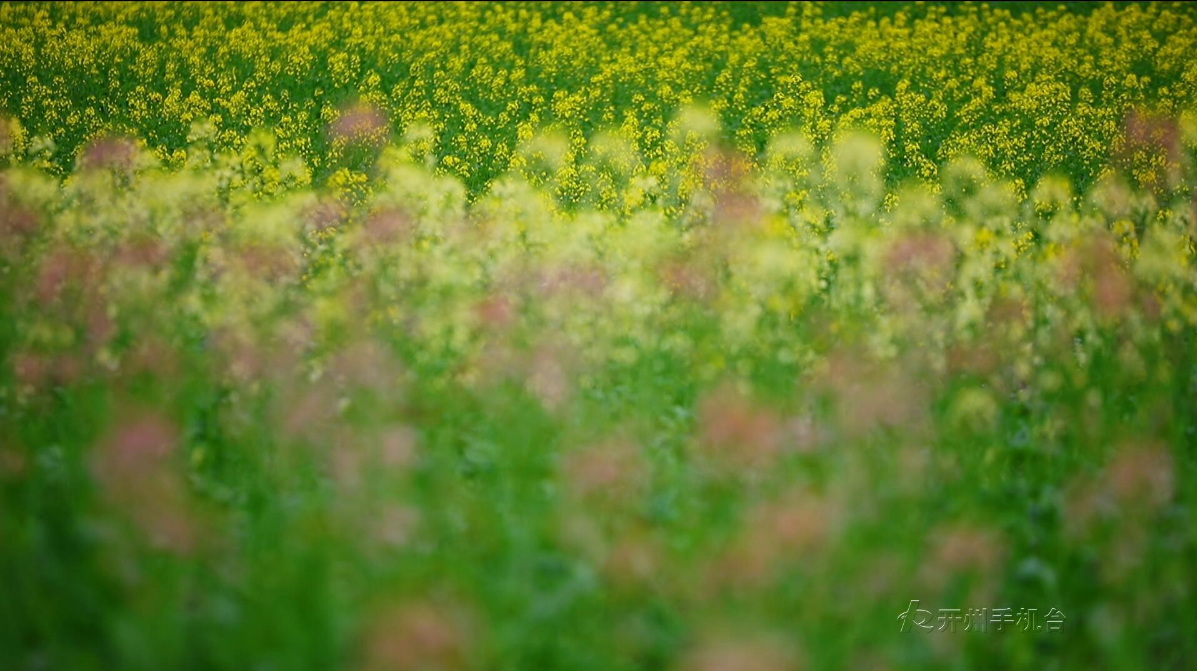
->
[2,2,1196,194]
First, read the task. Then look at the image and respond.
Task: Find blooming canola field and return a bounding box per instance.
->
[2,2,1197,671]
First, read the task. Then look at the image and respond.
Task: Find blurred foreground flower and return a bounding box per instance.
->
[695,383,782,475]
[561,436,647,506]
[360,598,479,671]
[680,630,801,671]
[331,103,390,147]
[79,136,138,173]
[91,411,201,554]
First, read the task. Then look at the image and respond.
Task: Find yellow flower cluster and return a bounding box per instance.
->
[2,2,1195,194]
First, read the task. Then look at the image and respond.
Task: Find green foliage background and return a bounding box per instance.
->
[2,3,1197,671]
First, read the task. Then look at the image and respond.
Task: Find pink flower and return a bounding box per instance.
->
[681,631,801,671]
[1082,236,1133,320]
[658,257,717,302]
[331,103,389,146]
[11,351,83,390]
[379,425,419,470]
[85,304,116,352]
[359,208,415,248]
[114,237,169,270]
[81,136,138,172]
[704,150,763,229]
[234,243,300,282]
[474,294,517,331]
[526,341,576,411]
[709,488,839,588]
[123,337,181,380]
[1123,111,1181,162]
[818,352,928,439]
[372,504,422,550]
[602,531,660,589]
[695,383,782,473]
[917,524,1005,603]
[304,199,348,233]
[0,177,38,245]
[1107,443,1173,512]
[279,384,339,441]
[360,599,475,671]
[560,437,646,504]
[12,351,48,388]
[330,339,403,392]
[35,248,94,304]
[94,413,177,477]
[881,232,956,309]
[91,412,200,554]
[536,263,607,300]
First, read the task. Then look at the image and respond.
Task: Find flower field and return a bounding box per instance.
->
[2,2,1197,670]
